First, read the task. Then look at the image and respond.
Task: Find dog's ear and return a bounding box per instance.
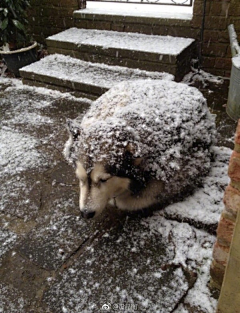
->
[125,142,136,154]
[67,119,81,141]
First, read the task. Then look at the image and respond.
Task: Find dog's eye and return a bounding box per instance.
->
[99,178,108,183]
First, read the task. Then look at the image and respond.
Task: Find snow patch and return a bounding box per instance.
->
[0,127,43,176]
[182,67,224,88]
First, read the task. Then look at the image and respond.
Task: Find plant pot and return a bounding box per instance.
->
[0,42,37,77]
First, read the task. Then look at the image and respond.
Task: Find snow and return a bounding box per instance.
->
[47,28,195,56]
[142,216,218,312]
[21,53,174,89]
[0,230,17,265]
[0,284,26,313]
[0,127,45,176]
[182,67,224,88]
[65,79,216,196]
[0,77,92,104]
[77,1,193,20]
[164,146,231,226]
[232,55,240,69]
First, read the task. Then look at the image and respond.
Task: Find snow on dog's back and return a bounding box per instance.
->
[79,80,216,187]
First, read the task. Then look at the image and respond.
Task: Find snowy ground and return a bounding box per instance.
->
[0,76,235,312]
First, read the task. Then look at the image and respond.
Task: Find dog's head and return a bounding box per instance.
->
[75,161,131,218]
[65,120,145,218]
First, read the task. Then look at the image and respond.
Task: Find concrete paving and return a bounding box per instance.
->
[0,77,237,313]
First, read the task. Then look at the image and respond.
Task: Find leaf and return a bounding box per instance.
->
[0,18,8,30]
[4,8,8,17]
[12,19,25,31]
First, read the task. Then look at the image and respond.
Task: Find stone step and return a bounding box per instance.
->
[46,27,196,82]
[20,54,174,99]
[74,3,196,38]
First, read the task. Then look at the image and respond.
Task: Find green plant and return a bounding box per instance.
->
[0,0,31,49]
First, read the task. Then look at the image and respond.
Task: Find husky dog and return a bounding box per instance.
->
[64,80,216,218]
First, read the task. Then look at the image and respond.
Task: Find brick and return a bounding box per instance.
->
[210,2,230,17]
[234,120,240,145]
[228,3,240,16]
[215,57,232,70]
[228,18,240,32]
[212,242,230,266]
[204,16,227,31]
[191,16,202,29]
[202,43,228,58]
[193,1,210,17]
[202,56,216,68]
[228,151,240,182]
[224,70,231,78]
[203,30,219,43]
[125,23,153,35]
[231,180,240,192]
[226,45,233,58]
[217,214,235,246]
[218,30,231,43]
[224,185,240,217]
[235,143,240,153]
[210,259,225,287]
[111,23,125,32]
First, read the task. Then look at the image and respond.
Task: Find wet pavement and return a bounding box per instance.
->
[0,77,237,313]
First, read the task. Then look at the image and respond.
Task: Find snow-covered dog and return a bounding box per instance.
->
[64,80,216,218]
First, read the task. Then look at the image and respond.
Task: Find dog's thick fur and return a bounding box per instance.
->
[64,80,216,218]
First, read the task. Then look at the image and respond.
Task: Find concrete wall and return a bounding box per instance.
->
[28,0,240,76]
[211,120,240,291]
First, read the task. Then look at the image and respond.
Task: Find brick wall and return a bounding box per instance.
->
[211,120,240,290]
[28,0,82,45]
[192,0,240,77]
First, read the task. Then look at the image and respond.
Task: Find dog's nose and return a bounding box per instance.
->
[81,210,96,219]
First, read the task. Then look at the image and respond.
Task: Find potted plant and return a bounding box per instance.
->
[0,0,37,76]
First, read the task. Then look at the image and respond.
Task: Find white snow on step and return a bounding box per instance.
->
[77,1,193,20]
[21,54,173,88]
[47,28,195,56]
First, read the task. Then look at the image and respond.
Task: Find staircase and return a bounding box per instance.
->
[20,4,196,99]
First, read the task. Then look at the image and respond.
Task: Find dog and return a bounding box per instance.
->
[64,80,216,218]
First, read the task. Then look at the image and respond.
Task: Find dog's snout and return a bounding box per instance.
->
[81,210,96,219]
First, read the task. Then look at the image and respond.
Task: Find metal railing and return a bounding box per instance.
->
[88,0,193,7]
